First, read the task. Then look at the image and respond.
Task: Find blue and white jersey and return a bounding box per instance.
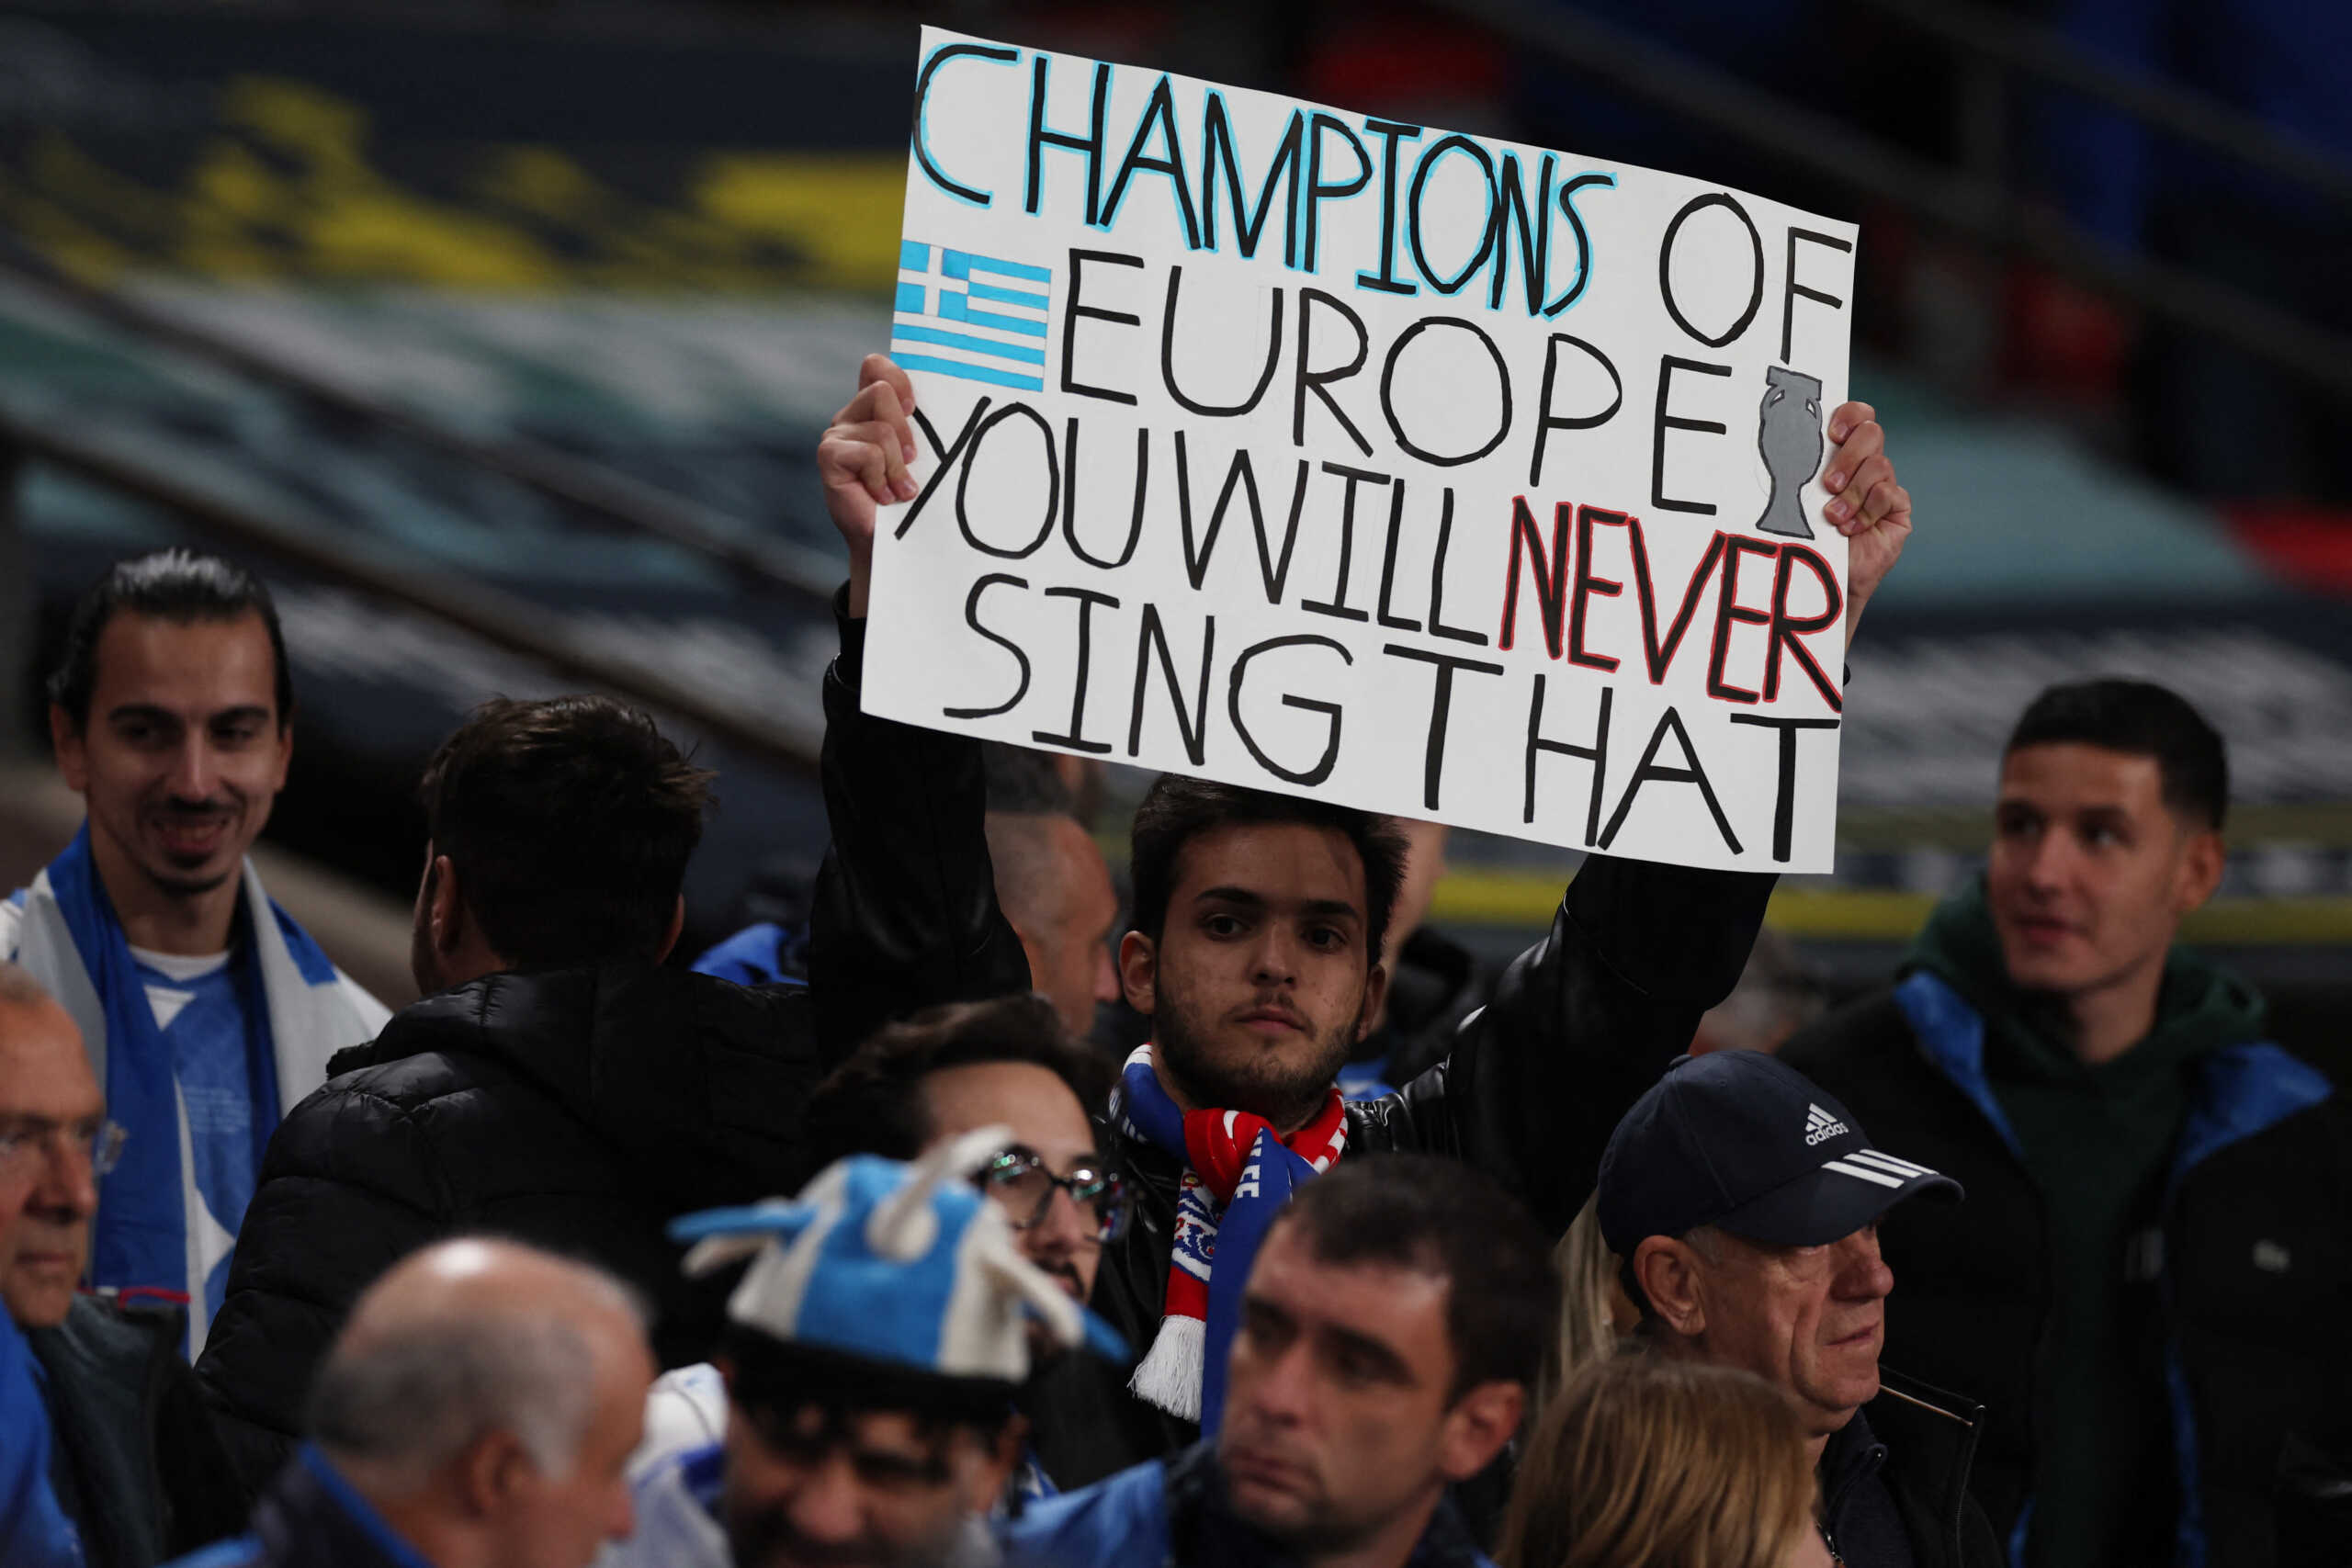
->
[606,1440,730,1568]
[129,946,263,1325]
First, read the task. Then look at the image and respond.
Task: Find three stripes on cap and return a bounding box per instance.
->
[1822,1148,1941,1190]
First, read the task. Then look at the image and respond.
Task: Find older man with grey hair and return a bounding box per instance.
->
[167,1238,653,1568]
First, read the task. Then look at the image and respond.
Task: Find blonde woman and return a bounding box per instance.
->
[1500,1354,1831,1568]
[1539,1193,1636,1415]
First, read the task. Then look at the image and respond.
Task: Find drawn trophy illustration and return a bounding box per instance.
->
[1752,365,1825,539]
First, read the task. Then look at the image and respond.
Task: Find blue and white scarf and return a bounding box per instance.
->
[5,827,388,1350]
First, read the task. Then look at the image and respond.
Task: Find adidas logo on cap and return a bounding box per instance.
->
[1804,1102,1849,1146]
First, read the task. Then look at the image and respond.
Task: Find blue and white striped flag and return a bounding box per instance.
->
[892,241,1051,391]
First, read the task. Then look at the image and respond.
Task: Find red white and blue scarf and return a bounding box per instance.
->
[1111,1043,1347,1433]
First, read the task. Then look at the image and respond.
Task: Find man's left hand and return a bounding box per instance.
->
[1820,400,1911,646]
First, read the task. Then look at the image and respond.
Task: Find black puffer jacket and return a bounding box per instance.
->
[1784,983,2352,1568]
[197,601,1031,1502]
[193,964,831,1495]
[29,1296,243,1568]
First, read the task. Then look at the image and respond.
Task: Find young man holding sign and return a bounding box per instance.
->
[813,348,1912,1489]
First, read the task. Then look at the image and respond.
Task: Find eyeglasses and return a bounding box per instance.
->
[0,1116,128,1180]
[976,1146,1131,1245]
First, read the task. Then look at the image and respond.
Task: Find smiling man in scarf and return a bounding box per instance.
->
[1,553,387,1355]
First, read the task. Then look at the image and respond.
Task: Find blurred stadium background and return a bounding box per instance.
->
[0,0,2345,1068]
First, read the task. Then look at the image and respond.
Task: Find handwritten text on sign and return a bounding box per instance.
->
[866,28,1858,873]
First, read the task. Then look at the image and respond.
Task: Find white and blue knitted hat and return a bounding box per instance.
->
[669,1127,1126,1410]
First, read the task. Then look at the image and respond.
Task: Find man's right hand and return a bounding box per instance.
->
[816,354,921,617]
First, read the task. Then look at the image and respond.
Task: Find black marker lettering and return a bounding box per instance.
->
[944,573,1033,719]
[1030,585,1119,754]
[914,43,1018,207]
[1657,192,1764,348]
[1060,419,1147,570]
[955,403,1059,559]
[1385,645,1505,810]
[1781,228,1853,364]
[1356,118,1424,297]
[1524,679,1611,843]
[1228,634,1352,785]
[1026,58,1110,222]
[1528,333,1621,488]
[1729,715,1840,863]
[1060,250,1145,406]
[1375,478,1420,632]
[1652,355,1731,515]
[1381,316,1512,468]
[1294,288,1374,456]
[1130,603,1215,765]
[1161,268,1283,416]
[1426,488,1487,645]
[899,397,994,539]
[1300,462,1385,624]
[1101,74,1202,244]
[1600,705,1740,853]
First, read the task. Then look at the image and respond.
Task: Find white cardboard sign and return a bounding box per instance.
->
[867,27,1858,872]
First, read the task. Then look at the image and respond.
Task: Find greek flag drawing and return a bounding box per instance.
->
[892,242,1051,391]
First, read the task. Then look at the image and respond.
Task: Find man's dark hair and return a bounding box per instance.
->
[47,550,294,730]
[802,994,1110,1170]
[1271,1153,1560,1399]
[2005,678,2230,830]
[1129,777,1408,962]
[982,742,1077,816]
[419,695,713,969]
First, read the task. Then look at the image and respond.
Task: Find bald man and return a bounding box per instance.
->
[170,1239,654,1568]
[0,966,85,1568]
[1,964,241,1568]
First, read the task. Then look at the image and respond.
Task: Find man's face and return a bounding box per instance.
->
[1987,743,2222,999]
[720,1395,1011,1568]
[1023,818,1121,1039]
[920,1061,1104,1302]
[1125,823,1385,1131]
[1687,1224,1894,1441]
[51,612,289,906]
[0,999,104,1328]
[486,1313,653,1568]
[1220,1224,1502,1553]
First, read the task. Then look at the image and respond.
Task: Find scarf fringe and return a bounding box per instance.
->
[1128,1313,1205,1422]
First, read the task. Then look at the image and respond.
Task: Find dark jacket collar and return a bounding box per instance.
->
[327,962,815,1213]
[251,1447,436,1568]
[1163,1443,1488,1568]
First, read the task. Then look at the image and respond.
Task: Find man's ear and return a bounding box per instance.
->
[1352,961,1391,1045]
[49,706,86,793]
[268,715,295,794]
[431,854,468,956]
[656,894,685,964]
[1632,1235,1707,1339]
[458,1427,533,1517]
[1437,1380,1524,1483]
[1118,930,1159,1016]
[2176,829,2225,915]
[960,1415,1028,1516]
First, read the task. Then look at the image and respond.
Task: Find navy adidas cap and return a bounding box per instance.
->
[1597,1051,1962,1255]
